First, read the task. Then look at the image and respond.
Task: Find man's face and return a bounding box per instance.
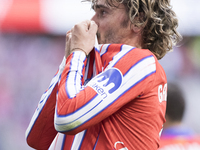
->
[91,0,133,44]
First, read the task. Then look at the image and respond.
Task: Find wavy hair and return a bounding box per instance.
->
[87,0,182,59]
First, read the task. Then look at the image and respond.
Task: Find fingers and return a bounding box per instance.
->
[83,20,98,33]
[65,30,72,58]
[66,20,98,57]
[66,30,71,34]
[73,20,89,33]
[85,20,92,30]
[66,30,72,41]
[73,20,97,33]
[88,21,98,35]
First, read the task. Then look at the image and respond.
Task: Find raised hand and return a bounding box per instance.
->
[65,20,98,58]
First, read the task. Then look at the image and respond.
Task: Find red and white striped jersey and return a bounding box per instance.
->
[26,44,167,150]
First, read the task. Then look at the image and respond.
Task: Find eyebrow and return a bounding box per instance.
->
[92,4,110,10]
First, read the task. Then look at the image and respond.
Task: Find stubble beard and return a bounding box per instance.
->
[96,30,116,44]
[96,17,130,44]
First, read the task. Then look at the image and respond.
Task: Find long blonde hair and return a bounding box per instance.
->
[88,0,182,59]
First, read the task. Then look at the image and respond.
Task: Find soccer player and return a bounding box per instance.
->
[26,0,182,149]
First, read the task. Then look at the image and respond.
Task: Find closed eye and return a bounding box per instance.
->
[99,9,107,17]
[92,4,110,18]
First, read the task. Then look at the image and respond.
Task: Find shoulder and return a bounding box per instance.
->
[100,44,161,73]
[100,44,155,58]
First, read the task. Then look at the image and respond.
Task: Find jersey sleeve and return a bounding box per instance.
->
[55,45,157,135]
[25,57,66,150]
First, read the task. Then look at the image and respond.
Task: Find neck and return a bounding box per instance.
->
[123,30,143,49]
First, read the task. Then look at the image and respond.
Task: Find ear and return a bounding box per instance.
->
[131,24,142,33]
[131,12,146,33]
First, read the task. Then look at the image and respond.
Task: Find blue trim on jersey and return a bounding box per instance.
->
[56,54,156,132]
[74,53,82,94]
[70,130,87,150]
[39,81,56,104]
[100,44,110,56]
[91,70,156,121]
[65,53,74,98]
[94,46,100,53]
[65,52,86,98]
[56,49,156,133]
[61,134,66,150]
[78,130,87,150]
[110,46,135,67]
[65,73,71,98]
[93,130,100,150]
[56,96,103,126]
[56,97,119,132]
[56,93,99,117]
[124,55,154,76]
[26,83,58,139]
[66,56,156,131]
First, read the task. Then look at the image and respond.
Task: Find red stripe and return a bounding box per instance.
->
[94,49,103,75]
[80,127,101,150]
[62,135,75,150]
[87,49,95,79]
[101,44,122,69]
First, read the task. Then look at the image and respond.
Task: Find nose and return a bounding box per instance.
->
[91,14,99,27]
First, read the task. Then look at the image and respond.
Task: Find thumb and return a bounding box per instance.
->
[88,21,98,35]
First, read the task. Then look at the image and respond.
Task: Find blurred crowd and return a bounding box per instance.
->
[0,33,200,149]
[0,34,65,149]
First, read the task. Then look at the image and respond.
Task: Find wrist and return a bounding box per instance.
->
[70,48,87,56]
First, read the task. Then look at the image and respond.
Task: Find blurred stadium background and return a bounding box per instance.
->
[0,0,200,149]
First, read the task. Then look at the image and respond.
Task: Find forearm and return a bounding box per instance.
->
[55,51,95,134]
[54,45,158,136]
[55,51,123,135]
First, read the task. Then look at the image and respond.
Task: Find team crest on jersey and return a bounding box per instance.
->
[88,68,123,99]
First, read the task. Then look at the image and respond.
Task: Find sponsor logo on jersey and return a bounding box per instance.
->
[88,68,123,99]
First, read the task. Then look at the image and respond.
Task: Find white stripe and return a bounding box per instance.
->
[66,51,86,98]
[106,45,134,69]
[94,36,100,52]
[48,133,65,150]
[66,71,78,98]
[84,55,90,83]
[93,57,97,77]
[55,55,156,132]
[84,36,99,83]
[121,56,156,87]
[71,130,86,150]
[100,44,109,56]
[25,57,66,138]
[54,94,103,131]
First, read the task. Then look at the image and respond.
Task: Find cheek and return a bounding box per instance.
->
[104,28,114,38]
[98,23,107,34]
[104,28,118,43]
[98,19,114,33]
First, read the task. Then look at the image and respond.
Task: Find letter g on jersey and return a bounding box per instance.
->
[88,68,123,98]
